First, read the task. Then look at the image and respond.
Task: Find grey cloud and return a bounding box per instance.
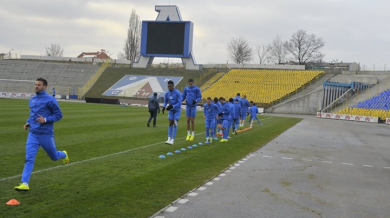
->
[1,0,390,67]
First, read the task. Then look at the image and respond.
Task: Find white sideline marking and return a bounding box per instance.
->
[213,177,221,181]
[0,132,207,183]
[260,117,274,121]
[282,157,292,160]
[302,159,312,162]
[322,161,332,164]
[238,161,244,163]
[363,165,373,168]
[0,118,277,182]
[230,167,236,169]
[234,164,240,166]
[206,182,214,185]
[188,192,198,197]
[165,206,178,212]
[262,155,273,158]
[225,170,232,173]
[220,173,226,177]
[342,163,353,166]
[155,216,165,218]
[197,187,207,191]
[384,167,390,169]
[243,158,248,161]
[177,199,189,204]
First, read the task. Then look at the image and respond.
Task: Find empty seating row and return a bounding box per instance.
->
[336,89,390,119]
[202,69,324,105]
[0,60,99,95]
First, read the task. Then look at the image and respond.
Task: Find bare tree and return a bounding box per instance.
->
[269,36,288,64]
[118,9,141,62]
[256,44,272,64]
[227,36,253,64]
[284,29,325,64]
[45,44,64,57]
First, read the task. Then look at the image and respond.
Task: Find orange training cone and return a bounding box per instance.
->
[6,199,20,205]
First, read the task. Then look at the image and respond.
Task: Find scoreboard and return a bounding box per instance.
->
[140,21,193,58]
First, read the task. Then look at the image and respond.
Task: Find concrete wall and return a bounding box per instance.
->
[266,87,323,115]
[330,71,390,85]
[330,74,379,85]
[267,73,390,115]
[354,71,390,75]
[20,55,109,64]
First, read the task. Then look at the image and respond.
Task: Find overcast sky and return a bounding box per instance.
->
[1,0,390,69]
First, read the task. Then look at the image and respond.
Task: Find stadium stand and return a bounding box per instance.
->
[202,69,324,106]
[335,89,390,120]
[84,67,220,100]
[200,72,225,91]
[0,60,100,96]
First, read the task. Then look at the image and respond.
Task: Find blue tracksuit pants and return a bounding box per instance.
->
[21,132,66,184]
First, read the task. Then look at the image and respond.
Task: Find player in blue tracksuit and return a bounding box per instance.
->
[218,97,230,142]
[214,97,222,139]
[163,80,182,145]
[203,97,219,144]
[228,98,235,137]
[239,95,250,129]
[181,78,202,141]
[15,78,69,192]
[233,93,241,104]
[233,98,242,134]
[249,103,262,128]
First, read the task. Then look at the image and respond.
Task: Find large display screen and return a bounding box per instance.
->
[140,21,193,58]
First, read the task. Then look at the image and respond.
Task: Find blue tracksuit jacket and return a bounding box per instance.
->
[233,102,241,119]
[220,102,230,120]
[216,102,222,114]
[250,105,259,116]
[241,98,250,111]
[27,90,62,135]
[164,89,182,110]
[182,86,201,107]
[228,102,235,121]
[233,96,241,104]
[204,103,218,120]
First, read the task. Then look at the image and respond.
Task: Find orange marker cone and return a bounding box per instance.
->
[6,199,20,205]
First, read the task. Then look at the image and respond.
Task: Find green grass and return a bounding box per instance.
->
[0,98,301,218]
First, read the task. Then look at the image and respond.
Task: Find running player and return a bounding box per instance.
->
[203,97,219,144]
[163,80,182,145]
[228,98,235,138]
[233,98,242,134]
[239,95,250,129]
[218,97,230,142]
[15,78,69,192]
[182,78,202,141]
[213,97,222,140]
[249,103,263,128]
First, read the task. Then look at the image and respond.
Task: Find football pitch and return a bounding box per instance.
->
[0,99,301,218]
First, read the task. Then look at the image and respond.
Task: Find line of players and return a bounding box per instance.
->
[204,95,262,144]
[162,79,262,145]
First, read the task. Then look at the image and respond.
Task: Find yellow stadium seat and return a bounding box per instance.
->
[202,69,324,106]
